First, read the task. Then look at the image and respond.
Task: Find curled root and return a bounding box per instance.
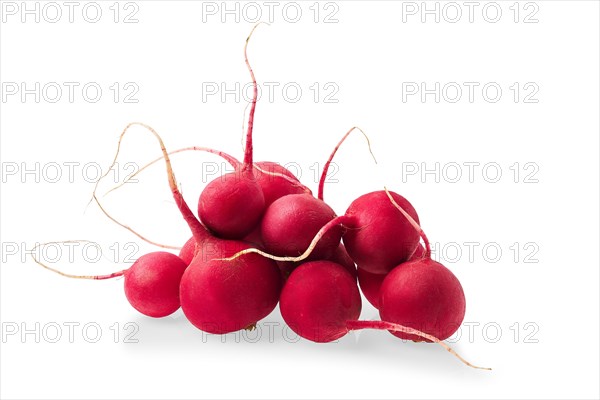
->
[92,122,207,247]
[319,126,377,201]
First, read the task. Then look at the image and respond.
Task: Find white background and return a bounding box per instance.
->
[1,1,599,399]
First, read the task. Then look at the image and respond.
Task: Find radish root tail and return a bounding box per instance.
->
[242,22,270,169]
[92,122,207,246]
[30,241,127,280]
[103,146,241,197]
[346,320,491,371]
[319,126,377,201]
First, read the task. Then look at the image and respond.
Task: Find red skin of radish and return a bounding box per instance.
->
[379,257,466,342]
[357,268,386,309]
[242,224,264,248]
[261,193,343,260]
[179,237,196,266]
[180,241,282,334]
[124,252,187,318]
[343,190,420,274]
[198,171,265,240]
[254,161,309,207]
[280,261,361,343]
[328,243,357,280]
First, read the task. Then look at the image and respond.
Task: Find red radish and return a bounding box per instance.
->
[198,171,265,239]
[180,242,281,334]
[280,261,361,342]
[124,252,187,317]
[379,257,465,341]
[280,260,488,369]
[343,190,420,274]
[357,268,386,309]
[260,193,344,260]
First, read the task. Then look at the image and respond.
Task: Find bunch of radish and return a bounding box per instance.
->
[34,25,489,370]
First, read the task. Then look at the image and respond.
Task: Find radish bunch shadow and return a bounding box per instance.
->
[33,24,489,371]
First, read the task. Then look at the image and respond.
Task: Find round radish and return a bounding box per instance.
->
[124,252,187,318]
[199,171,265,239]
[180,242,281,334]
[280,261,361,342]
[379,257,465,341]
[343,190,420,274]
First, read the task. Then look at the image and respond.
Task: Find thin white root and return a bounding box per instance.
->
[89,122,186,250]
[30,241,128,280]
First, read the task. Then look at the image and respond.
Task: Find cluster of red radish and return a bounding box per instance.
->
[36,25,488,370]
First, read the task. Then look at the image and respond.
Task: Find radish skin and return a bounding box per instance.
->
[357,268,386,309]
[124,252,187,318]
[379,257,466,342]
[180,242,281,334]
